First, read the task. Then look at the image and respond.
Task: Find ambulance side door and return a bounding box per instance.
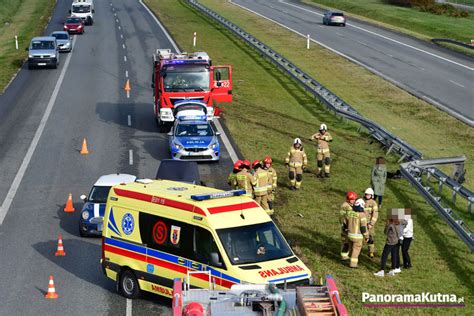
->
[211,65,233,103]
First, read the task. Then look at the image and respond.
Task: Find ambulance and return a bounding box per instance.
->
[101,179,312,299]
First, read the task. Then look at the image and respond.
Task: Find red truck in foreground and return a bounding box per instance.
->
[152,49,233,131]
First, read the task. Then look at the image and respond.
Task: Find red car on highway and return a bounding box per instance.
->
[63,16,85,34]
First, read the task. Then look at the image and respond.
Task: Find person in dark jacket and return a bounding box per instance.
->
[374,212,402,277]
[371,157,387,206]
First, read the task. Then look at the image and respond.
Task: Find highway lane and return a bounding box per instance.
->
[231,0,474,125]
[0,0,234,314]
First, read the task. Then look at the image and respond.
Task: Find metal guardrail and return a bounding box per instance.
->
[432,38,474,50]
[400,157,474,251]
[188,0,422,162]
[187,0,474,250]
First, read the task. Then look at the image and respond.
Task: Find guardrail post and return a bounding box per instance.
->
[438,180,444,195]
[307,34,310,50]
[452,190,457,204]
[15,35,18,50]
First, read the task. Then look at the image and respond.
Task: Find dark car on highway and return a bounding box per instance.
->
[323,11,346,26]
[64,16,85,34]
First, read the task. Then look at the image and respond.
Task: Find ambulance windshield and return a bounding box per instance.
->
[88,186,111,203]
[217,221,293,265]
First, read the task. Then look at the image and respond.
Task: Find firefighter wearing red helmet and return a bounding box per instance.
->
[285,138,307,190]
[310,123,333,178]
[228,160,243,189]
[252,160,269,211]
[340,191,357,260]
[263,156,277,214]
[236,159,255,198]
[345,198,369,268]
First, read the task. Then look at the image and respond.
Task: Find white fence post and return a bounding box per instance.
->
[15,35,18,50]
[193,32,197,48]
[307,34,310,50]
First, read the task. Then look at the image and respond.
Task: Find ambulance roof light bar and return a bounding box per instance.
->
[191,189,246,201]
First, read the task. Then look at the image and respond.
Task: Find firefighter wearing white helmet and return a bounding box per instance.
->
[285,138,307,190]
[363,187,379,258]
[344,198,369,268]
[310,123,333,178]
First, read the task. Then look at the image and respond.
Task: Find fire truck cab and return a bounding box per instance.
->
[152,49,232,131]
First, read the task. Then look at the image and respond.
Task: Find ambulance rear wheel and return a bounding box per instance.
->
[119,270,140,299]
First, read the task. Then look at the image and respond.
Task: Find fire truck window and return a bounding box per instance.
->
[214,68,229,81]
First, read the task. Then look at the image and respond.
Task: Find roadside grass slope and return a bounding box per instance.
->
[0,0,56,91]
[146,1,473,315]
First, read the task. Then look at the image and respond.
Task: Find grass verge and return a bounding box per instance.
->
[0,0,56,92]
[147,1,473,315]
[303,0,474,42]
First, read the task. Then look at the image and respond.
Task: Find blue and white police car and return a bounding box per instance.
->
[168,101,220,161]
[79,173,136,237]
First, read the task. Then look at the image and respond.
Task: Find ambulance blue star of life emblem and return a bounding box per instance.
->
[122,213,134,235]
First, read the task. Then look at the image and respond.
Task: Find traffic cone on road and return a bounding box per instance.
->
[64,193,75,213]
[80,138,89,155]
[45,275,58,299]
[55,234,66,256]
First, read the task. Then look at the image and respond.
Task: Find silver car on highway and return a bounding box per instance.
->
[323,11,346,26]
[50,31,72,52]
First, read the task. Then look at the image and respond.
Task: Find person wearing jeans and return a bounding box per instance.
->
[374,215,402,277]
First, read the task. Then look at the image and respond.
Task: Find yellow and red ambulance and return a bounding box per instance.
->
[101,179,312,299]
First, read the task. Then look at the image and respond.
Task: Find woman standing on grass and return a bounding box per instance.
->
[400,209,413,269]
[371,157,387,206]
[374,213,402,277]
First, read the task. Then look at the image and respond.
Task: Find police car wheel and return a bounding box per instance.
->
[119,270,140,299]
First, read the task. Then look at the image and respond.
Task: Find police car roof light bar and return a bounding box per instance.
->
[191,189,246,201]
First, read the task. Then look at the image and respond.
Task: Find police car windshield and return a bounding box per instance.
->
[217,221,293,265]
[176,123,213,137]
[88,186,111,203]
[163,65,210,92]
[72,5,91,13]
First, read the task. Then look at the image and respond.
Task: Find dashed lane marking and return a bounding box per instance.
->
[129,150,133,165]
[128,115,132,126]
[124,55,127,62]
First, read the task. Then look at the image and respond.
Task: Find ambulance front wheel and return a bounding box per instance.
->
[118,269,140,299]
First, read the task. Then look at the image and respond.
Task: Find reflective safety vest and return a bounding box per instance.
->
[285,147,307,168]
[364,199,379,226]
[266,167,277,193]
[311,132,332,152]
[345,210,368,239]
[236,169,255,197]
[253,167,269,196]
[340,201,352,226]
[227,172,238,189]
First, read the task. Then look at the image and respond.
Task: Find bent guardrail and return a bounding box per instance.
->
[188,0,473,250]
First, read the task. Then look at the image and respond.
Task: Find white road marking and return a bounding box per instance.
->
[118,26,121,30]
[125,70,129,78]
[141,0,239,162]
[114,13,117,16]
[123,43,126,49]
[335,32,343,37]
[0,36,77,225]
[126,91,130,99]
[138,0,180,52]
[449,80,465,88]
[356,40,368,47]
[116,19,119,23]
[126,298,132,316]
[129,150,133,165]
[128,115,132,126]
[120,34,123,39]
[124,55,127,62]
[278,0,474,71]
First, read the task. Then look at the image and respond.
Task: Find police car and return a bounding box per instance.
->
[79,173,136,237]
[168,101,220,161]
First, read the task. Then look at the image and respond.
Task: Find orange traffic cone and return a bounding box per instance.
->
[55,234,66,256]
[64,193,75,213]
[124,79,131,92]
[80,138,89,155]
[45,275,58,299]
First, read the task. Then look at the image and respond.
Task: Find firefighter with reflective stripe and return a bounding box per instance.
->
[310,123,333,178]
[285,138,307,190]
[363,187,379,258]
[252,160,270,210]
[340,191,357,260]
[263,156,277,214]
[236,160,255,198]
[344,198,369,268]
[228,160,243,190]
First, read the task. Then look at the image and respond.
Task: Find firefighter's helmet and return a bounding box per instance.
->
[353,198,366,212]
[293,138,302,145]
[364,188,375,197]
[252,160,262,169]
[233,160,243,170]
[242,160,251,169]
[263,156,272,165]
[346,191,357,201]
[320,123,327,131]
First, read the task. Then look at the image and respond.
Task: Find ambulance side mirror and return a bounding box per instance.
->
[80,194,87,202]
[210,252,223,268]
[167,131,173,136]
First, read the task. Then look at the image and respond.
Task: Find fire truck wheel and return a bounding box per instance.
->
[118,269,141,299]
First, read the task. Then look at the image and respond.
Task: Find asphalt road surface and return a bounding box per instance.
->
[231,0,474,125]
[0,0,235,314]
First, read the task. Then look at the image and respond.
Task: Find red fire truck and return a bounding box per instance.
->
[152,49,232,131]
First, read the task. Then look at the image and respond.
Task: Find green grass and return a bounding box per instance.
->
[147,1,473,315]
[304,0,474,42]
[0,0,56,91]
